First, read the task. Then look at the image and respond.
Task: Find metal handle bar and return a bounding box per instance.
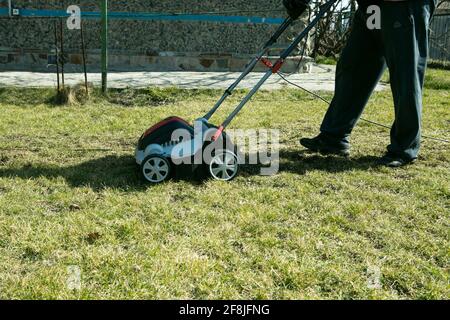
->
[212,0,339,140]
[203,17,294,120]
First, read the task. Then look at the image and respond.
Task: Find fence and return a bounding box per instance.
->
[312,6,450,64]
[1,0,448,73]
[0,0,316,73]
[430,13,450,64]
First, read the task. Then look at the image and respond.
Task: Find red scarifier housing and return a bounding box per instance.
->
[137,116,194,151]
[142,116,190,139]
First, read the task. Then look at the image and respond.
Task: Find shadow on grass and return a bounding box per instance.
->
[239,150,380,177]
[0,155,209,190]
[0,155,146,191]
[0,86,224,108]
[280,150,380,174]
[0,152,380,190]
[0,87,55,107]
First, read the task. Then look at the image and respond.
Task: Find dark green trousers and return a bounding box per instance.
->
[320,0,436,160]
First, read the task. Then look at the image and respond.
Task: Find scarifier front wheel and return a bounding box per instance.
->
[141,155,172,184]
[208,149,240,181]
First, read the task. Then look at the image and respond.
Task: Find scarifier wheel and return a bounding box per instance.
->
[209,149,239,181]
[141,155,171,183]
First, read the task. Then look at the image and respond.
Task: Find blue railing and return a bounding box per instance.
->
[0,8,284,25]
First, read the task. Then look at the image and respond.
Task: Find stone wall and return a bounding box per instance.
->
[0,0,311,71]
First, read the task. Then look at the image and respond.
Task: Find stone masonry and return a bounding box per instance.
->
[0,0,312,72]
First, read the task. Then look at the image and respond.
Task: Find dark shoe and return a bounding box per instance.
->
[378,153,417,168]
[300,135,350,157]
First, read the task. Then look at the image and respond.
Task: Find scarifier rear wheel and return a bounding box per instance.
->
[209,149,240,181]
[141,155,171,184]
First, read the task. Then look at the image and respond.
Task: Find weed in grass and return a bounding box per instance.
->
[315,55,338,65]
[106,87,184,107]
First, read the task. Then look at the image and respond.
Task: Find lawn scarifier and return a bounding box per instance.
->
[135,0,338,184]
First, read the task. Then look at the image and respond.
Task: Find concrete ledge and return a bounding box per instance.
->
[0,66,390,92]
[0,50,313,73]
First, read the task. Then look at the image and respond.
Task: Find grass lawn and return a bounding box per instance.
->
[0,69,448,300]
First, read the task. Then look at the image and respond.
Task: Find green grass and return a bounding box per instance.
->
[0,69,449,300]
[315,55,338,65]
[428,60,450,71]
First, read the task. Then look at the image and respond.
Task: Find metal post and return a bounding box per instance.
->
[59,18,65,89]
[80,20,89,95]
[101,0,108,93]
[54,20,60,92]
[8,0,12,17]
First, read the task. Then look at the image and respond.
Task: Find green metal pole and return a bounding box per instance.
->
[101,0,108,93]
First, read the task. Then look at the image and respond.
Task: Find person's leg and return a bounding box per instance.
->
[318,8,387,147]
[381,0,435,163]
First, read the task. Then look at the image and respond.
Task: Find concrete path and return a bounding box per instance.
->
[0,64,388,91]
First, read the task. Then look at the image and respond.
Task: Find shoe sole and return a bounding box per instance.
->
[386,159,417,168]
[300,140,350,157]
[378,157,417,168]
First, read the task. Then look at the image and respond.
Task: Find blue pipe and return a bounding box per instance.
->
[0,8,284,25]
